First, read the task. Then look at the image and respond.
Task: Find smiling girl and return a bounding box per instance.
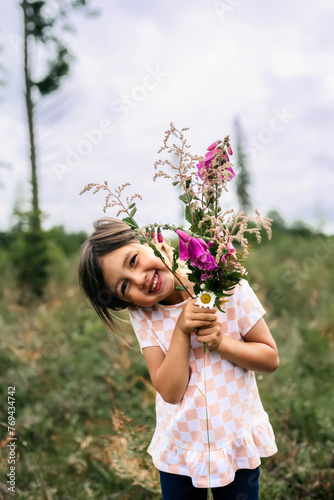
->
[79,217,279,500]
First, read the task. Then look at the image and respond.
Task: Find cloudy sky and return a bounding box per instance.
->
[1,0,333,235]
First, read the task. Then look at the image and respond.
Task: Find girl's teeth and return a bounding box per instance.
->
[151,273,158,292]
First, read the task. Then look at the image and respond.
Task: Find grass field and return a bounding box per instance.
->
[0,227,333,499]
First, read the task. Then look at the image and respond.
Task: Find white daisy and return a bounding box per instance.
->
[196,290,216,308]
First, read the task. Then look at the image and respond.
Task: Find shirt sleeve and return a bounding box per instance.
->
[236,280,266,337]
[128,307,160,353]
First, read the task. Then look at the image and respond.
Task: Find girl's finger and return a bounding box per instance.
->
[192,310,217,320]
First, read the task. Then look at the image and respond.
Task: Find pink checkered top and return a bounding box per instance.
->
[129,280,277,488]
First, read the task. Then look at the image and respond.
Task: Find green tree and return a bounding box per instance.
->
[234,118,252,214]
[0,39,10,182]
[18,0,98,296]
[21,0,98,231]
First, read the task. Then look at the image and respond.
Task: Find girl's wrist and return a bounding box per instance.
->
[173,326,192,351]
[216,334,234,356]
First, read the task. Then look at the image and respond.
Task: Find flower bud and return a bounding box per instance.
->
[207,141,218,151]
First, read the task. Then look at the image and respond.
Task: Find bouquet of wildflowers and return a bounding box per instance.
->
[81,123,272,312]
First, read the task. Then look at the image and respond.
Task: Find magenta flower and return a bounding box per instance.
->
[179,239,189,260]
[207,141,218,151]
[175,229,191,242]
[197,141,235,180]
[197,161,205,179]
[227,165,236,178]
[226,242,236,254]
[175,229,191,260]
[176,230,218,271]
[157,228,163,243]
[221,242,236,265]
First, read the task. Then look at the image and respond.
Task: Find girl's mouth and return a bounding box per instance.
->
[149,270,162,293]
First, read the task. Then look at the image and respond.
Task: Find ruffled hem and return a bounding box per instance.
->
[148,421,277,488]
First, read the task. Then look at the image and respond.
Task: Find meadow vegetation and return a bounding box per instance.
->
[0,221,333,499]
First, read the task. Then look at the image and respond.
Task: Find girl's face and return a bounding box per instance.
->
[100,242,181,307]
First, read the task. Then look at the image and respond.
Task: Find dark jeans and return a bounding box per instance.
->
[159,467,260,500]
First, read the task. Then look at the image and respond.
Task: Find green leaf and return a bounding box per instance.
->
[216,301,225,313]
[122,217,138,229]
[172,181,179,186]
[185,179,191,189]
[185,205,193,225]
[175,285,188,291]
[194,208,204,226]
[172,251,179,273]
[179,194,188,204]
[130,207,137,217]
[128,203,136,209]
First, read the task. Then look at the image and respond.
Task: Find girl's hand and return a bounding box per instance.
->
[176,300,218,336]
[195,310,223,351]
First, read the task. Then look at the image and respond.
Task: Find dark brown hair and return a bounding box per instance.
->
[78,217,139,331]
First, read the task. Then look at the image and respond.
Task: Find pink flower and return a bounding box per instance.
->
[207,141,218,151]
[179,238,189,260]
[197,141,235,180]
[228,165,236,179]
[157,228,163,243]
[197,161,205,179]
[226,242,236,254]
[176,230,218,271]
[188,238,217,270]
[204,151,215,162]
[175,229,191,260]
[175,229,191,242]
[221,242,236,265]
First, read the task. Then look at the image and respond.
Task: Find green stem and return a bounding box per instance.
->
[179,137,195,226]
[203,346,211,492]
[214,183,218,219]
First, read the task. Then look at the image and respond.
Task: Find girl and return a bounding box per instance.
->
[79,218,279,500]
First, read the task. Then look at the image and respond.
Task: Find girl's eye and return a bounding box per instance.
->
[120,255,136,295]
[121,280,128,295]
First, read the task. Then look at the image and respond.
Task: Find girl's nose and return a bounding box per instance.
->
[133,270,147,288]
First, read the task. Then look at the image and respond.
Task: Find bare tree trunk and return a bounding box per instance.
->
[22,0,40,231]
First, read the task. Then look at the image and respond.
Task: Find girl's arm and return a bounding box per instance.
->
[196,315,280,373]
[142,300,217,404]
[142,329,190,405]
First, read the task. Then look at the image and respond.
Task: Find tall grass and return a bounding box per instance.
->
[0,230,333,499]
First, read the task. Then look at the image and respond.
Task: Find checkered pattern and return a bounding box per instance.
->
[129,280,277,488]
